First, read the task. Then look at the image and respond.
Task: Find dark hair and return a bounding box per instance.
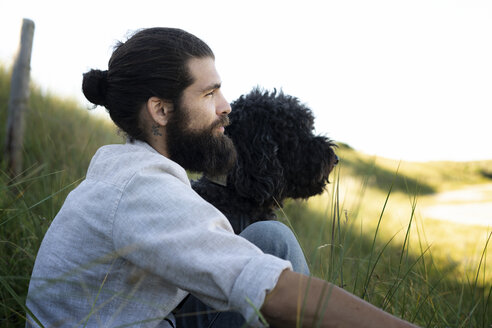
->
[82,27,214,141]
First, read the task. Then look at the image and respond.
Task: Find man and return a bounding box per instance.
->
[26,27,419,327]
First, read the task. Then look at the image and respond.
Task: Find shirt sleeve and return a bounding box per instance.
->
[112,165,292,326]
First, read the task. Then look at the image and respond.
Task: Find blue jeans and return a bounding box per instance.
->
[175,220,310,328]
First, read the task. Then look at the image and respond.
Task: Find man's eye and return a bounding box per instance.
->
[206,90,215,97]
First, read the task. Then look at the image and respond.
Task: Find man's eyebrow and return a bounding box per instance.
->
[201,83,222,92]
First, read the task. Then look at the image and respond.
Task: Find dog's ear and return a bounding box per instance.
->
[231,135,284,206]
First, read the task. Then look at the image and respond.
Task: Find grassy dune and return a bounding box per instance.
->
[282,149,492,327]
[0,66,123,327]
[1,65,491,327]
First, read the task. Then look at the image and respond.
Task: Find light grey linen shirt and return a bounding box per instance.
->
[26,140,292,327]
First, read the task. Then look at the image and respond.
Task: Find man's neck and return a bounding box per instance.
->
[146,133,170,158]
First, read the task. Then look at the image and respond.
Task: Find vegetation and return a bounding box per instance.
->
[281,157,492,327]
[1,65,491,327]
[0,65,123,327]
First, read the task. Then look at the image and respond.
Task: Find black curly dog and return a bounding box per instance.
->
[192,88,339,234]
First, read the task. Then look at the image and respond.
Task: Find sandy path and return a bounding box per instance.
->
[420,183,492,227]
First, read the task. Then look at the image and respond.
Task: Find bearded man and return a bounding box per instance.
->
[25,27,420,328]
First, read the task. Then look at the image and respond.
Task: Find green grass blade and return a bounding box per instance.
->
[0,276,44,328]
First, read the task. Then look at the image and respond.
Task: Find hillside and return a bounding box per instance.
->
[1,65,491,327]
[0,66,123,327]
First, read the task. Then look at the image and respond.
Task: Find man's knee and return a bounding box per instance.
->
[239,221,309,275]
[240,221,295,246]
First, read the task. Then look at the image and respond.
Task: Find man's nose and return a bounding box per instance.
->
[216,90,231,115]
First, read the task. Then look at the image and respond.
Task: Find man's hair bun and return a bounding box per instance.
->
[82,69,108,107]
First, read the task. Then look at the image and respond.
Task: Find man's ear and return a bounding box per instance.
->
[146,97,174,126]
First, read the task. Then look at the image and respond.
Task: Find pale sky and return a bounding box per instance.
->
[1,0,491,162]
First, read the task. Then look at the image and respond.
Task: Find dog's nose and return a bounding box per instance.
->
[333,155,339,166]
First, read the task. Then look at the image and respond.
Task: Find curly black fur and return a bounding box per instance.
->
[192,88,338,233]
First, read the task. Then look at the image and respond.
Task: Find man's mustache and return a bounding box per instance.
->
[211,115,230,130]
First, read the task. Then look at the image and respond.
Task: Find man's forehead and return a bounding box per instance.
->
[187,57,221,90]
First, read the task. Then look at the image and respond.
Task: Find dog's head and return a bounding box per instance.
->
[225,88,338,206]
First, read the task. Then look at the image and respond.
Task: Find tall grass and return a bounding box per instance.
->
[282,161,492,327]
[1,65,491,327]
[0,65,122,327]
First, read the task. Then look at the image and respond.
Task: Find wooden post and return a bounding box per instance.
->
[4,19,35,177]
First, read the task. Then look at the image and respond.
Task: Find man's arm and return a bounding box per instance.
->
[261,270,420,328]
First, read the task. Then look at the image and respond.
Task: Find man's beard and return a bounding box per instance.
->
[166,105,237,177]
